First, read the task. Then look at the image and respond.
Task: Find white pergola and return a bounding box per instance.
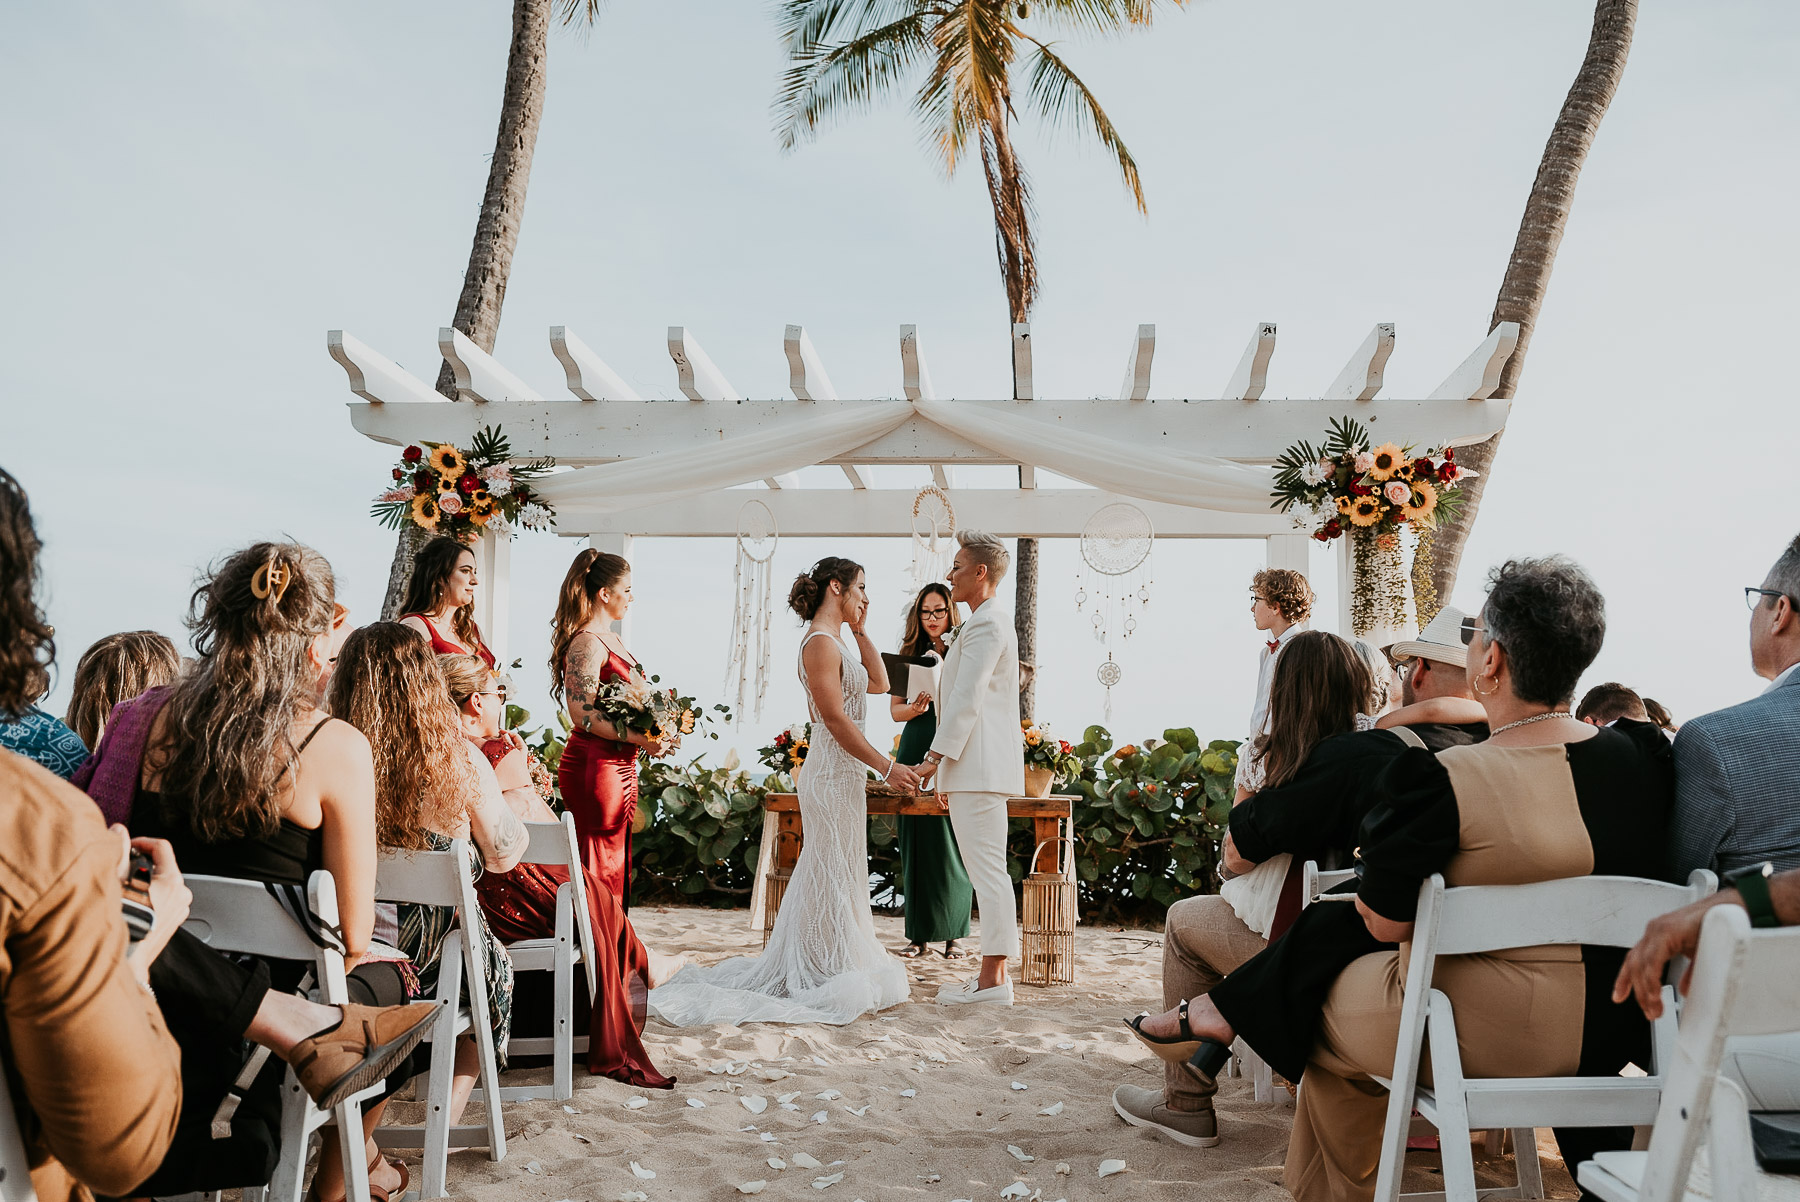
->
[330,319,1517,665]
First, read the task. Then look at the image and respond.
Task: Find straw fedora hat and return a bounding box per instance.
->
[1385,605,1471,669]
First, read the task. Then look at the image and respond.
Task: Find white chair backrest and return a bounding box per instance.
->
[376,839,477,910]
[1303,860,1358,903]
[1634,905,1800,1202]
[1422,870,1718,958]
[519,818,575,868]
[0,1040,37,1202]
[182,871,341,963]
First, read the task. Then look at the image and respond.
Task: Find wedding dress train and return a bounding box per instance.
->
[646,631,909,1026]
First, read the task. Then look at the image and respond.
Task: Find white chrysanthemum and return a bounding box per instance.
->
[1301,460,1330,486]
[517,502,552,529]
[484,511,512,536]
[480,464,514,495]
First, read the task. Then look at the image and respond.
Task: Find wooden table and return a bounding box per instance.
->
[760,791,1075,879]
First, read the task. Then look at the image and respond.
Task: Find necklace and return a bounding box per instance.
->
[1490,710,1574,737]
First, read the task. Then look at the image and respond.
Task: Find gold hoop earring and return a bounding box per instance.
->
[1473,675,1500,697]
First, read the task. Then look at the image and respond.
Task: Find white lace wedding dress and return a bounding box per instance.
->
[646,630,909,1026]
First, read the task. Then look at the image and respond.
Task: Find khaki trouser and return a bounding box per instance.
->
[1161,894,1269,1111]
[1284,948,1583,1202]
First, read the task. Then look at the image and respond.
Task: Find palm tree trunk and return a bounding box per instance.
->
[382,0,553,619]
[1427,0,1636,605]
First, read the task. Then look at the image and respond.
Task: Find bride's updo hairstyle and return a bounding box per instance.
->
[789,557,863,621]
[549,547,629,704]
[153,541,338,840]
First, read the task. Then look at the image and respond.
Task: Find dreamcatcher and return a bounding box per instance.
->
[1076,502,1155,721]
[725,498,778,723]
[910,484,956,590]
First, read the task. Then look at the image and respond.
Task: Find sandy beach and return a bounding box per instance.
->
[380,905,1579,1201]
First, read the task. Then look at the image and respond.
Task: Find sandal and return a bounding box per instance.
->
[305,1151,408,1202]
[897,941,928,959]
[941,941,969,960]
[1124,999,1205,1062]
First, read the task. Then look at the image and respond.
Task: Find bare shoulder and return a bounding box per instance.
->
[801,630,843,670]
[398,614,431,636]
[306,716,374,772]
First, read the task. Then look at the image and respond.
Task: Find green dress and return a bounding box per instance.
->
[895,702,974,943]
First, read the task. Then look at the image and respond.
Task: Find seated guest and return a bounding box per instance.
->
[1577,680,1648,726]
[133,543,429,1202]
[440,653,675,1088]
[0,668,89,779]
[1670,533,1800,879]
[1116,614,1487,1147]
[1616,864,1800,1019]
[63,629,180,749]
[328,624,525,1128]
[1142,558,1672,1201]
[398,535,496,668]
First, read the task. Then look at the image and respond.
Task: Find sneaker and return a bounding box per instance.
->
[290,1002,437,1111]
[935,976,1014,1006]
[1112,1083,1221,1149]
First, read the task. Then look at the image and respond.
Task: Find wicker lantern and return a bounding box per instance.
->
[761,830,801,946]
[1020,837,1078,987]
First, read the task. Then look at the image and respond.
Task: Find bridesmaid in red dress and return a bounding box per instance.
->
[399,537,497,669]
[549,550,672,912]
[439,654,674,1088]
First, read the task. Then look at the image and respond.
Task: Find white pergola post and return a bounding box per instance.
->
[474,531,512,671]
[590,532,635,641]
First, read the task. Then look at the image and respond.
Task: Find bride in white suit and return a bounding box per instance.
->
[917,530,1025,1006]
[647,558,923,1026]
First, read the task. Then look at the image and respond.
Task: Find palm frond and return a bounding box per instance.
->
[920,1,1015,176]
[556,0,606,26]
[1026,0,1183,35]
[777,0,918,53]
[1322,415,1370,458]
[1020,39,1145,213]
[774,13,934,151]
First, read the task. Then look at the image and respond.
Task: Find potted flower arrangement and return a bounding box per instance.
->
[1270,415,1470,636]
[370,425,557,541]
[758,722,811,783]
[1022,721,1083,798]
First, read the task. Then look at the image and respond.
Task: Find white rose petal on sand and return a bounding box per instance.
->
[741,1095,768,1114]
[846,1105,870,1117]
[1056,1042,1075,1050]
[899,1089,917,1098]
[791,1152,823,1169]
[618,1192,648,1202]
[1039,1102,1065,1116]
[1007,1144,1034,1162]
[811,1110,829,1124]
[687,1097,706,1108]
[778,1091,802,1104]
[813,1172,844,1189]
[1098,1159,1128,1178]
[760,1133,779,1143]
[623,1096,649,1110]
[814,1089,842,1101]
[768,1158,787,1170]
[737,1182,767,1195]
[1011,1081,1029,1091]
[1000,1185,1032,1200]
[629,1162,656,1179]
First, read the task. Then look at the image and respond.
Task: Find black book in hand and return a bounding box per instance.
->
[881,652,942,700]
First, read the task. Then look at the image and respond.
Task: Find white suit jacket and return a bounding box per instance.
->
[929,601,1025,795]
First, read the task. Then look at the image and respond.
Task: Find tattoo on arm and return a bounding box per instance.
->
[564,637,604,733]
[491,809,528,860]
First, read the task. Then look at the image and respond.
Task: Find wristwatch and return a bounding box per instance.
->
[1725,861,1780,928]
[924,751,943,765]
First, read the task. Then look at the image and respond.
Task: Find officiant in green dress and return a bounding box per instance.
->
[891,584,974,959]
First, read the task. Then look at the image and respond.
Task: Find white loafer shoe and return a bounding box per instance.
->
[936,976,1014,1006]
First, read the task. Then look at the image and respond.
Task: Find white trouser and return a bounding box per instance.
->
[946,790,1018,959]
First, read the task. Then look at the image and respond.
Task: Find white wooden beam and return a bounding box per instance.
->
[1222,324,1278,402]
[783,325,838,401]
[930,464,951,489]
[438,327,544,403]
[1119,324,1155,400]
[349,397,1514,466]
[1012,323,1033,401]
[1427,321,1519,401]
[326,330,445,405]
[839,464,869,489]
[549,326,639,401]
[1019,465,1037,489]
[473,532,511,668]
[1264,534,1310,574]
[667,327,740,401]
[763,473,802,490]
[1324,323,1396,402]
[570,488,1296,540]
[900,325,936,401]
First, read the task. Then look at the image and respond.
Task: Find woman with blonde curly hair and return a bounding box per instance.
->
[327,623,527,1128]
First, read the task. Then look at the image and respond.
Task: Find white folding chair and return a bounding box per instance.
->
[1232,860,1361,1104]
[1579,905,1800,1202]
[371,841,506,1199]
[0,1041,36,1202]
[1372,870,1718,1202]
[484,815,598,1102]
[180,869,379,1202]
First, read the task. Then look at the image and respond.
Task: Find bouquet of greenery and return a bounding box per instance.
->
[758,722,811,774]
[584,667,726,755]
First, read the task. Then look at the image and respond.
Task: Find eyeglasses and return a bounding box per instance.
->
[1746,587,1793,612]
[920,607,950,619]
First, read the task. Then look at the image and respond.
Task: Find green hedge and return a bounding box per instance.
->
[518,716,1238,923]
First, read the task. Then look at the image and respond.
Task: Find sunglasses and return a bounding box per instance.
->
[1459,616,1484,646]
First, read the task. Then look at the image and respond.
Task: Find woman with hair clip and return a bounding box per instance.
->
[890,582,974,960]
[328,624,527,1132]
[441,653,675,1089]
[131,544,436,1202]
[646,558,922,1026]
[551,548,671,909]
[399,535,496,668]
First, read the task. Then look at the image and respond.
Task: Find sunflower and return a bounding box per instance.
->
[410,493,441,530]
[1335,494,1355,515]
[1367,443,1405,481]
[1402,479,1439,524]
[1347,495,1386,527]
[427,444,467,477]
[468,492,499,524]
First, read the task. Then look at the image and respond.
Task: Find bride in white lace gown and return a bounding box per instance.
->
[648,558,923,1026]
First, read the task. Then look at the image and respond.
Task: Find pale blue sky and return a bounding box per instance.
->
[3,0,1795,763]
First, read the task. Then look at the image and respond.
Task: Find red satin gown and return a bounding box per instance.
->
[474,741,673,1088]
[557,634,641,911]
[400,612,497,670]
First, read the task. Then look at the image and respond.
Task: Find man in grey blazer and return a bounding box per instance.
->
[917,530,1024,1006]
[1670,533,1800,880]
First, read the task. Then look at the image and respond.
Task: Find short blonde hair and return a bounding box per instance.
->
[957,529,1010,585]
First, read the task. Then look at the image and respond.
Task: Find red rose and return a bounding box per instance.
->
[775,732,788,745]
[1412,458,1434,477]
[1440,462,1459,481]
[1443,446,1456,460]
[392,468,404,481]
[1350,482,1372,497]
[413,469,435,492]
[458,472,480,495]
[1313,529,1329,543]
[1323,520,1343,538]
[403,446,424,462]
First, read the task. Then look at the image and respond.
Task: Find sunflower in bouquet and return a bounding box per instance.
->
[1022,720,1083,780]
[1269,415,1469,543]
[580,667,721,760]
[371,424,557,542]
[758,722,811,774]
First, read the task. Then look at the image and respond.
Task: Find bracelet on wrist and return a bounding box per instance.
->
[882,759,896,782]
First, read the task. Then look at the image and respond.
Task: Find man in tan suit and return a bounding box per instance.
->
[917,530,1024,1006]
